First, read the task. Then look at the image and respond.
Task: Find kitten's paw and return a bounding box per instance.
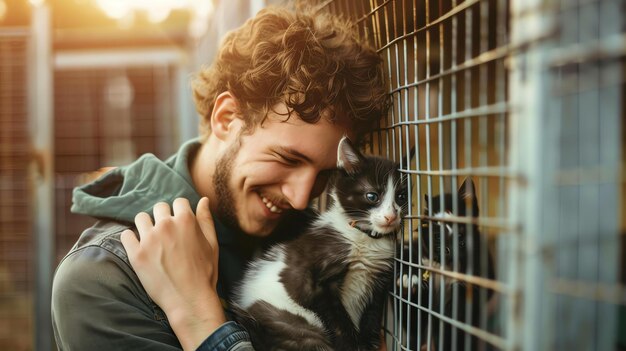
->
[396,273,419,295]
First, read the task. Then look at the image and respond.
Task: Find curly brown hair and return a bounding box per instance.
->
[192,6,389,142]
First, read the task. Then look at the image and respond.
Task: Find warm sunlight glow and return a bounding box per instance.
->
[94,0,213,24]
[92,0,215,37]
[147,6,171,24]
[28,0,45,7]
[95,0,130,20]
[188,1,214,38]
[0,0,6,21]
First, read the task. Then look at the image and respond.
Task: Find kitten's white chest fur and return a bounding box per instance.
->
[235,245,325,329]
[236,206,396,333]
[314,206,395,330]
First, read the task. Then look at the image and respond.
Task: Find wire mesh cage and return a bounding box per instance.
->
[53,63,182,262]
[307,0,624,350]
[43,50,190,350]
[0,29,34,351]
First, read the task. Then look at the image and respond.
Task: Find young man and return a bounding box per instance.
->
[51,6,388,351]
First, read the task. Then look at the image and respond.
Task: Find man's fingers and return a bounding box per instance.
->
[135,212,153,233]
[172,197,192,216]
[153,202,171,222]
[120,229,139,258]
[135,212,154,237]
[196,197,217,249]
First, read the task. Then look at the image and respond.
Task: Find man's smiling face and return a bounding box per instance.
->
[210,104,347,237]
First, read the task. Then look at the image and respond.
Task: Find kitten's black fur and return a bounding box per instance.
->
[231,138,407,351]
[397,179,495,351]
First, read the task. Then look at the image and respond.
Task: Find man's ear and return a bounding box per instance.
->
[210,91,243,141]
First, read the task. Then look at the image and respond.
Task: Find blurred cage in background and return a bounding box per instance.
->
[0,28,34,350]
[51,36,191,351]
[509,0,625,350]
[0,1,274,349]
[308,0,624,350]
[53,54,186,264]
[1,3,195,350]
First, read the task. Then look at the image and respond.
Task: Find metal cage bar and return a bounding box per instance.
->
[28,5,55,351]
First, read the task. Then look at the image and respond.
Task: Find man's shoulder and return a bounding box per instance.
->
[53,220,138,288]
[52,220,149,309]
[66,220,133,262]
[51,221,180,350]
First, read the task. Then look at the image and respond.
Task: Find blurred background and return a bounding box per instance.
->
[1,0,625,350]
[0,0,276,349]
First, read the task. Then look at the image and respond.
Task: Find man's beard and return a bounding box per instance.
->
[212,139,284,236]
[213,141,241,232]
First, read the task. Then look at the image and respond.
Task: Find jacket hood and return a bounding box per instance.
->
[71,139,202,223]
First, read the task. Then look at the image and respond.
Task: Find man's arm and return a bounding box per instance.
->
[51,245,182,350]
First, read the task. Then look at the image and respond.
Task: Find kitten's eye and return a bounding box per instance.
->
[396,193,407,204]
[365,192,380,203]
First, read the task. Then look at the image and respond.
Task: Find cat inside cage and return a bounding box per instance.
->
[395,178,497,351]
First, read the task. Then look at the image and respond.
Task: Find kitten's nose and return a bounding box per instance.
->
[384,214,397,224]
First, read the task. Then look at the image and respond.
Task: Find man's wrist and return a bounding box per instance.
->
[168,294,227,351]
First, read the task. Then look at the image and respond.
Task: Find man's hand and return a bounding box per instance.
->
[121,197,225,351]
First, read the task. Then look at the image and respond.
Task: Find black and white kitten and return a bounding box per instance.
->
[231,137,407,351]
[397,179,495,351]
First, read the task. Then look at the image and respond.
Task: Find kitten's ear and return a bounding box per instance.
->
[337,136,365,175]
[459,177,479,215]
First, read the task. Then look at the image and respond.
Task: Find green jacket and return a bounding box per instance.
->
[51,139,307,350]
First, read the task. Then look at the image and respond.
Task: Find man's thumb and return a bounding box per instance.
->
[196,197,217,248]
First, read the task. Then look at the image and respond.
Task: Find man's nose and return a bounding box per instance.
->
[282,169,317,210]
